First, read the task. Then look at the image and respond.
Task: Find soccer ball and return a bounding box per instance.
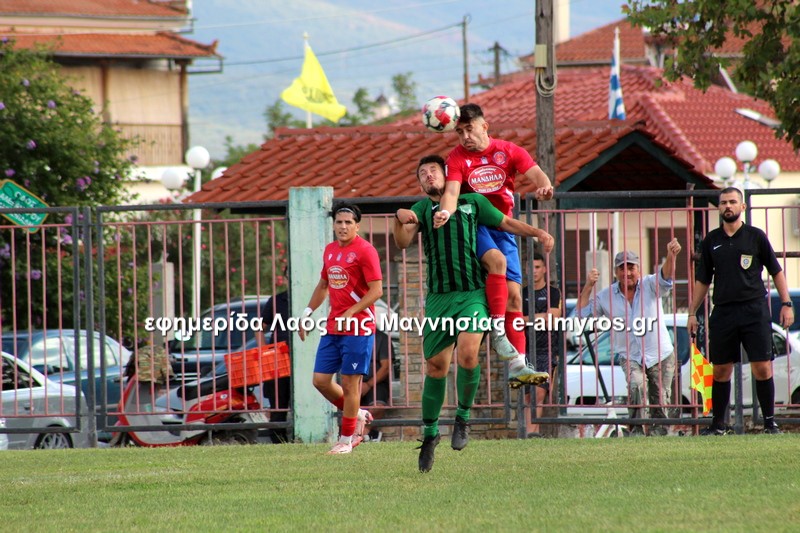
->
[421,96,460,132]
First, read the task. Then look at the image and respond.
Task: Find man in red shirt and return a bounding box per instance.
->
[299,204,383,454]
[435,103,554,384]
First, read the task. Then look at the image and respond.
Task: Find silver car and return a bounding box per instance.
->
[1,351,89,449]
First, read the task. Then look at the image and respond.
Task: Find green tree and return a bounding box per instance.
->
[264,99,305,138]
[0,39,142,344]
[624,1,800,149]
[392,72,418,112]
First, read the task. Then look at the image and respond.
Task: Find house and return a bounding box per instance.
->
[0,0,222,203]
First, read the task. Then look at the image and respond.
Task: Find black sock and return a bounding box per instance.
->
[756,377,775,426]
[711,380,731,427]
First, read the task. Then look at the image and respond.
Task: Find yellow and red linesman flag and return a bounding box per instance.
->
[281,43,347,123]
[690,342,713,415]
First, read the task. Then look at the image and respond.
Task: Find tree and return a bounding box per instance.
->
[624,1,800,149]
[392,72,418,112]
[0,39,141,344]
[263,99,305,137]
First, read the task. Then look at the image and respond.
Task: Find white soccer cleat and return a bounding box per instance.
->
[490,329,520,361]
[327,441,353,454]
[356,408,373,438]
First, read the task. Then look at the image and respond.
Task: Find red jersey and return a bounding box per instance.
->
[320,235,382,335]
[445,138,536,216]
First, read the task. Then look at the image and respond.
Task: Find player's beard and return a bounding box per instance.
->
[424,183,444,197]
[721,209,740,223]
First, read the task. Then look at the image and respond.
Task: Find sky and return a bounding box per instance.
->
[187,0,627,158]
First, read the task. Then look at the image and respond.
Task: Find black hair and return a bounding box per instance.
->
[416,154,445,176]
[458,103,484,124]
[333,203,361,222]
[533,252,546,263]
[719,186,744,202]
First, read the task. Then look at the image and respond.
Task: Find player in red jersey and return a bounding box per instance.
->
[435,103,554,384]
[299,204,383,454]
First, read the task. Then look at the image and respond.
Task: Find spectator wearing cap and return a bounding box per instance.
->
[573,239,682,436]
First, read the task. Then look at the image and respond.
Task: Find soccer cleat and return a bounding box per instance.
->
[417,433,441,473]
[327,440,353,454]
[351,435,364,448]
[489,329,520,361]
[699,424,734,436]
[451,416,469,451]
[508,364,550,389]
[648,426,669,437]
[356,408,373,438]
[763,423,782,434]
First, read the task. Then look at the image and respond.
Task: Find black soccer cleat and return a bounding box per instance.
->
[451,416,469,451]
[417,433,441,473]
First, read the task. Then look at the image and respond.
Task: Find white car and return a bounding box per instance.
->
[565,314,800,417]
[1,351,90,449]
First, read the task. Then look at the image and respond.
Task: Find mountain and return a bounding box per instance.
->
[187,0,625,158]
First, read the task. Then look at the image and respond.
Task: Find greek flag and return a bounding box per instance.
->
[608,27,626,120]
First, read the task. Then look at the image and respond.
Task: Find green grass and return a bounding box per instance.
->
[3,436,800,532]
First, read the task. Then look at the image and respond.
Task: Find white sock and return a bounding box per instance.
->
[508,355,526,370]
[339,435,352,445]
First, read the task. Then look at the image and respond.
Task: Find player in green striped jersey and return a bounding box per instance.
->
[393,154,554,472]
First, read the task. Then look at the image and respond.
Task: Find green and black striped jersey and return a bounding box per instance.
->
[411,193,504,294]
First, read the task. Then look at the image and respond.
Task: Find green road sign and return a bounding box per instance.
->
[0,179,49,232]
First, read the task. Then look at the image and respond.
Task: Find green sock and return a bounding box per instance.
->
[455,365,480,421]
[421,375,447,438]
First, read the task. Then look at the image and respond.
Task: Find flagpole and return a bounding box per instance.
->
[303,32,312,128]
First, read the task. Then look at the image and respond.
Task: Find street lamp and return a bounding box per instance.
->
[161,146,210,319]
[714,140,780,190]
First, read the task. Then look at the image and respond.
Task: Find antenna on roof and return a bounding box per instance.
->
[735,108,781,129]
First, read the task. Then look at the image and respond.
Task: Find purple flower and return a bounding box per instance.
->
[62,234,73,245]
[21,79,29,87]
[26,140,36,150]
[0,102,5,110]
[76,177,87,191]
[127,287,134,295]
[23,179,30,187]
[47,100,56,109]
[30,269,42,281]
[64,214,73,225]
[4,169,14,177]
[0,243,10,259]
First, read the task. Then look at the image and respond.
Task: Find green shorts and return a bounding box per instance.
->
[423,288,490,359]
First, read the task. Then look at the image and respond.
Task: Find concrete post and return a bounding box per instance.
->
[288,187,334,443]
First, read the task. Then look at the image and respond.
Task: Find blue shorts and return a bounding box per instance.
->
[314,334,374,375]
[476,226,521,284]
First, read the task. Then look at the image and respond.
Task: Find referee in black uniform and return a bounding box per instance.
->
[688,187,794,435]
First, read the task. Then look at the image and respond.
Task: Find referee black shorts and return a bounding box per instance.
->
[708,298,773,365]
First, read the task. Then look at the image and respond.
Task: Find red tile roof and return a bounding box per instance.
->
[186,121,713,203]
[0,0,186,17]
[3,31,218,58]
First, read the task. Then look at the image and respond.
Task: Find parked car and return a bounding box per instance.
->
[169,296,274,380]
[1,329,131,438]
[769,288,800,340]
[0,418,8,450]
[565,313,800,416]
[1,351,90,449]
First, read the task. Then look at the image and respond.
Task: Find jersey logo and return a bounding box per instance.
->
[346,252,357,264]
[481,157,488,164]
[740,255,753,270]
[327,265,349,289]
[352,363,358,369]
[458,203,474,216]
[713,244,722,250]
[466,165,506,193]
[336,252,342,261]
[493,151,507,165]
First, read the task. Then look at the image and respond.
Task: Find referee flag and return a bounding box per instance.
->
[690,342,713,415]
[608,27,626,120]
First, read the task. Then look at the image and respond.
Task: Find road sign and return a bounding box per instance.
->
[0,179,49,232]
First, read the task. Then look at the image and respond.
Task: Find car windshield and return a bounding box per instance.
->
[569,325,690,366]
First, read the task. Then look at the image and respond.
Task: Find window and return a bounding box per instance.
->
[26,337,68,371]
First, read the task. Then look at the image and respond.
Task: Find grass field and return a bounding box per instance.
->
[3,435,800,532]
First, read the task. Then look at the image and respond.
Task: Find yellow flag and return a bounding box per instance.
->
[281,44,347,123]
[690,342,713,415]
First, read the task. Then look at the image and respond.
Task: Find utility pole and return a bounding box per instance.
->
[462,15,470,102]
[532,0,559,439]
[491,41,503,85]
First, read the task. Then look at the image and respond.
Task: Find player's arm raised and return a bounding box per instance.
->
[433,181,461,229]
[523,165,554,201]
[393,208,419,249]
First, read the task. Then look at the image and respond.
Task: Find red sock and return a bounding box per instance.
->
[341,416,357,438]
[485,274,508,319]
[505,311,526,354]
[332,396,344,410]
